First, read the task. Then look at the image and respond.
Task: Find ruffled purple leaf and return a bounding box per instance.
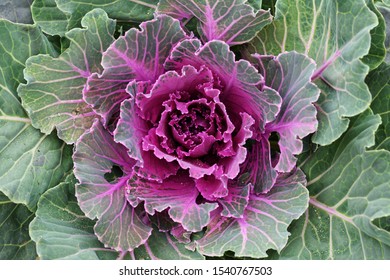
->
[83,15,187,125]
[253,52,320,173]
[196,170,309,258]
[137,65,214,124]
[127,172,218,232]
[73,120,152,251]
[165,39,281,133]
[157,0,272,45]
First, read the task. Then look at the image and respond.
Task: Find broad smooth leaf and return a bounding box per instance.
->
[32,0,68,36]
[196,171,309,258]
[56,0,157,31]
[248,0,378,145]
[0,0,33,23]
[157,0,272,46]
[29,175,119,260]
[366,63,390,151]
[0,192,36,260]
[84,15,186,125]
[0,19,72,210]
[131,229,205,260]
[278,110,390,259]
[73,120,152,252]
[18,9,116,144]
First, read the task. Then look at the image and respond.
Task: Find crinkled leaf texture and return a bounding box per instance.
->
[157,0,272,45]
[248,0,378,145]
[73,120,152,252]
[197,170,309,258]
[75,11,314,258]
[30,174,203,260]
[18,8,116,144]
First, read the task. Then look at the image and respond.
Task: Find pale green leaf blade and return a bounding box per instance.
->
[0,192,36,260]
[249,0,378,145]
[0,0,33,24]
[32,0,69,36]
[18,9,116,144]
[0,19,72,210]
[55,0,157,31]
[29,175,119,260]
[277,110,390,259]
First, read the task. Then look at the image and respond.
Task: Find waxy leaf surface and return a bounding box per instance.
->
[248,0,378,145]
[73,120,152,252]
[157,0,272,45]
[277,110,390,259]
[0,19,72,210]
[18,9,116,144]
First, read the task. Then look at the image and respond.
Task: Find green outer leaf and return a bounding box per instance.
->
[248,0,378,145]
[247,0,263,11]
[18,9,116,144]
[32,0,69,36]
[278,110,390,259]
[0,19,72,210]
[366,63,390,151]
[0,0,33,24]
[55,0,157,31]
[376,3,390,64]
[29,175,119,260]
[0,192,36,260]
[132,229,205,260]
[362,0,386,70]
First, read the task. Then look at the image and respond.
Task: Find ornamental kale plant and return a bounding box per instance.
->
[0,0,389,260]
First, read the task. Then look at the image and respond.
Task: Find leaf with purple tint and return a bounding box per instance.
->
[239,136,277,194]
[30,174,119,260]
[131,228,204,260]
[83,15,187,125]
[157,0,272,46]
[56,0,158,31]
[247,0,378,145]
[275,110,390,259]
[253,52,319,173]
[196,171,309,258]
[18,9,116,144]
[166,39,281,132]
[127,173,218,232]
[218,182,250,219]
[73,120,152,251]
